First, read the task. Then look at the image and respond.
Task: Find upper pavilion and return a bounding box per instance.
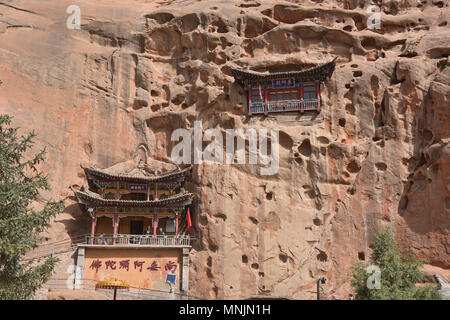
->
[230,57,337,116]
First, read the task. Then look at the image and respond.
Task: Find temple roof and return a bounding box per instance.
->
[230,57,337,84]
[81,164,192,184]
[71,187,195,208]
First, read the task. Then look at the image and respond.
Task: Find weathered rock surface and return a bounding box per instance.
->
[0,0,449,299]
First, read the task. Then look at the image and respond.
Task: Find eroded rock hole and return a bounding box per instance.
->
[399,195,408,211]
[346,104,355,115]
[249,216,258,224]
[347,160,361,173]
[358,252,365,261]
[242,255,248,264]
[327,144,345,159]
[317,136,330,145]
[445,197,450,210]
[375,162,387,171]
[343,25,352,32]
[299,139,312,157]
[214,213,227,221]
[316,252,328,262]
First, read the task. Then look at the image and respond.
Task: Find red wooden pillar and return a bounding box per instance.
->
[264,86,269,114]
[90,215,96,244]
[153,213,157,244]
[316,81,321,113]
[113,184,120,245]
[113,214,119,244]
[263,85,268,116]
[175,214,179,245]
[248,88,252,116]
[299,84,304,113]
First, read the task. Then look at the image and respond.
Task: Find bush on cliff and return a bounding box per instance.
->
[351,229,442,300]
[0,114,63,300]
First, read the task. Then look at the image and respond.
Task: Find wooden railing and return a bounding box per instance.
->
[85,234,191,246]
[303,99,319,111]
[249,102,265,114]
[23,234,88,261]
[250,99,319,114]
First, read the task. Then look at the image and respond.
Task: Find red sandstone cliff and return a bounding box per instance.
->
[0,0,448,299]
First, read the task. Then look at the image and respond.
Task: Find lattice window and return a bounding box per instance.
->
[303,83,317,100]
[269,89,298,101]
[251,89,263,102]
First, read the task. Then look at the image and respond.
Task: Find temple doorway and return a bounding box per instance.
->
[130,220,144,235]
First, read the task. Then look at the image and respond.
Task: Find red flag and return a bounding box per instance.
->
[259,84,263,102]
[186,208,192,231]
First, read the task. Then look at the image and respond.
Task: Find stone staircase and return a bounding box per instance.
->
[23,234,88,261]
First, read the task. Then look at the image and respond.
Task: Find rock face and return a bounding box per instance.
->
[0,0,449,299]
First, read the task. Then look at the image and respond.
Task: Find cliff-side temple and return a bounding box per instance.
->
[71,162,195,294]
[231,57,337,116]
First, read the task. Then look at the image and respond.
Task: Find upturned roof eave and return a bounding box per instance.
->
[230,57,337,83]
[71,188,195,208]
[80,164,193,183]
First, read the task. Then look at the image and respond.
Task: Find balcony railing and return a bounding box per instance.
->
[303,99,319,111]
[249,102,265,114]
[85,234,191,246]
[249,99,319,114]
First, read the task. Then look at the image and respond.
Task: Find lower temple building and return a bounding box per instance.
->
[71,162,195,293]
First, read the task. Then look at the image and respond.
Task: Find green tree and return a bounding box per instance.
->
[351,229,442,300]
[0,114,63,299]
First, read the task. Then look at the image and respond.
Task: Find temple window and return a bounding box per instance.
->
[130,193,146,201]
[104,192,116,200]
[251,89,263,102]
[303,83,317,100]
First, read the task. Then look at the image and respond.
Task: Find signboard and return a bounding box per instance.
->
[129,184,147,191]
[83,248,181,290]
[166,274,176,284]
[272,78,295,89]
